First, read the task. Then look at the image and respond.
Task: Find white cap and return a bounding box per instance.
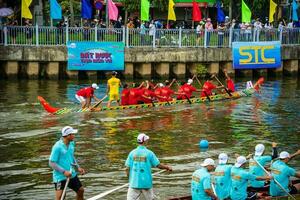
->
[187,79,193,85]
[92,83,99,89]
[218,153,228,164]
[201,158,215,167]
[61,126,78,137]
[235,156,247,168]
[279,151,290,159]
[255,144,265,156]
[225,16,229,19]
[159,83,164,87]
[137,133,150,143]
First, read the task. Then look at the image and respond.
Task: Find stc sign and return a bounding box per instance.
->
[232,41,281,69]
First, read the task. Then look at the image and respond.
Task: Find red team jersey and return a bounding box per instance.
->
[76,87,94,98]
[201,81,216,97]
[227,79,235,92]
[177,84,196,99]
[128,88,142,105]
[121,88,130,106]
[140,89,156,103]
[160,87,174,101]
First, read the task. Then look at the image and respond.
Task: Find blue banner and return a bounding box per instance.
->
[67,42,125,70]
[50,0,62,20]
[232,41,281,69]
[81,0,92,19]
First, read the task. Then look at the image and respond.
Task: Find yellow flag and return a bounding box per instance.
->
[22,0,33,19]
[168,0,176,21]
[269,0,277,23]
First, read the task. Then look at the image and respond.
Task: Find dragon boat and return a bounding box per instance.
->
[38,78,264,115]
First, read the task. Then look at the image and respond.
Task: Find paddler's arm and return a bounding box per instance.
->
[137,82,145,89]
[125,167,130,178]
[49,160,71,177]
[168,79,176,88]
[271,142,278,160]
[157,163,172,171]
[106,83,110,95]
[204,189,218,200]
[289,149,300,161]
[72,157,85,175]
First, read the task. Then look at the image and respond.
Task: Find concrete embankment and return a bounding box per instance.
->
[0,46,299,79]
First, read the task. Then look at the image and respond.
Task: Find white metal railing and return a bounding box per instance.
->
[1,25,299,47]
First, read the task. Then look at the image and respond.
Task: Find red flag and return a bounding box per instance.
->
[192,1,202,22]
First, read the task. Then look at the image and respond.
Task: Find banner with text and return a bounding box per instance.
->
[232,41,281,69]
[67,42,124,70]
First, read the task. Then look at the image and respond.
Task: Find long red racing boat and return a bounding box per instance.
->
[38,78,264,115]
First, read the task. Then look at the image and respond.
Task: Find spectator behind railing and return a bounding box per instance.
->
[8,19,18,44]
[196,21,205,46]
[205,18,213,47]
[217,22,226,47]
[24,19,33,45]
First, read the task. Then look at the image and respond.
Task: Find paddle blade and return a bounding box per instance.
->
[254,77,264,90]
[37,96,60,113]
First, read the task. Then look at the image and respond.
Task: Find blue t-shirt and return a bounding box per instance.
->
[214,164,232,199]
[125,145,160,189]
[249,155,272,188]
[230,167,256,200]
[49,139,77,182]
[191,168,212,200]
[270,160,296,196]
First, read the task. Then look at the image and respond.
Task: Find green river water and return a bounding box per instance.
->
[0,77,299,199]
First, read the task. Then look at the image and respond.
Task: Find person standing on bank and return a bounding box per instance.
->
[191,158,218,200]
[107,71,122,107]
[125,133,172,200]
[49,126,86,200]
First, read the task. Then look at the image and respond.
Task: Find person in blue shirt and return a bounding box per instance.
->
[49,126,86,200]
[270,150,300,197]
[214,153,232,200]
[125,133,172,200]
[230,156,271,200]
[248,143,278,190]
[191,158,218,200]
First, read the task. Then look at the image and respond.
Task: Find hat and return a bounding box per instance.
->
[207,18,211,22]
[255,144,265,156]
[92,83,99,89]
[137,133,150,143]
[279,151,290,159]
[225,16,229,19]
[112,71,118,75]
[159,83,164,87]
[62,126,78,137]
[187,79,193,85]
[218,153,228,164]
[235,156,247,168]
[201,158,215,167]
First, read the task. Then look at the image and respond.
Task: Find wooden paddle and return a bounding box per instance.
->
[60,168,73,200]
[87,169,166,200]
[195,76,211,101]
[212,74,232,96]
[91,95,108,109]
[253,159,296,200]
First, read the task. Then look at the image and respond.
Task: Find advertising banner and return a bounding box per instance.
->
[232,41,281,69]
[67,42,124,70]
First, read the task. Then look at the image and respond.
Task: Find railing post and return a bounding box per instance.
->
[257,29,260,42]
[179,27,182,48]
[229,28,233,48]
[122,27,125,44]
[35,24,39,46]
[279,29,283,43]
[66,25,69,45]
[4,26,7,46]
[153,29,156,48]
[204,29,207,48]
[95,26,97,41]
[126,28,129,48]
[253,29,256,42]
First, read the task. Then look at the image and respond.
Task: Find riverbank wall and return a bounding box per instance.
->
[0,46,299,80]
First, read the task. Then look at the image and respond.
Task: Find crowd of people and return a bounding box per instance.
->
[73,70,236,110]
[49,124,300,200]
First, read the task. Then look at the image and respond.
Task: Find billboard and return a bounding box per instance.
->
[67,42,125,70]
[232,41,281,69]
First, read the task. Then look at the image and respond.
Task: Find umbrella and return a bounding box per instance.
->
[0,8,14,17]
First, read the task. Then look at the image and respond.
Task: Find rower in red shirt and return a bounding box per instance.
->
[201,77,222,97]
[128,82,144,105]
[140,81,156,104]
[121,83,130,106]
[75,83,101,108]
[177,79,198,100]
[224,69,235,92]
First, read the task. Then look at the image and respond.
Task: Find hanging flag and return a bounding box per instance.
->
[242,0,251,23]
[21,0,32,19]
[141,0,150,21]
[81,0,92,19]
[292,0,299,21]
[269,0,277,23]
[216,1,225,23]
[108,0,118,21]
[168,0,176,21]
[192,1,202,22]
[50,0,62,19]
